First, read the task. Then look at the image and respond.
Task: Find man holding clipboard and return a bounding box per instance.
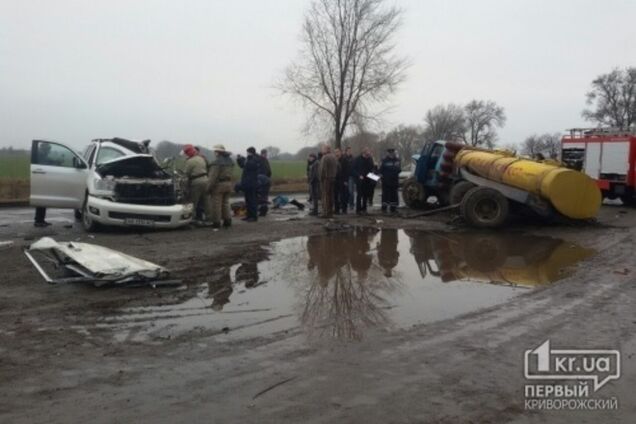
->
[352,147,376,215]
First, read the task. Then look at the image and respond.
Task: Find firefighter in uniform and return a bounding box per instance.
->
[208,144,235,229]
[183,144,213,224]
[379,148,401,213]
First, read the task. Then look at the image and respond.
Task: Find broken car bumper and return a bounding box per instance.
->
[86,195,193,228]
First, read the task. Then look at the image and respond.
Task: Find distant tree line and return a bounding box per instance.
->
[285,99,507,164]
[153,141,215,162]
[0,147,29,155]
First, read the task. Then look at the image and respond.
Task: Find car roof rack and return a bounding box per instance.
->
[91,138,151,154]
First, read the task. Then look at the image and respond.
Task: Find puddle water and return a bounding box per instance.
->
[105,229,594,343]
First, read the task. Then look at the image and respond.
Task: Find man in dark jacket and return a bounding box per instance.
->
[379,148,401,213]
[352,147,375,214]
[344,147,355,209]
[377,228,399,277]
[33,142,59,227]
[236,147,260,222]
[306,153,317,203]
[309,152,322,215]
[258,149,272,217]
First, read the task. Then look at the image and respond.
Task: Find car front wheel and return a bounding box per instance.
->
[82,198,99,232]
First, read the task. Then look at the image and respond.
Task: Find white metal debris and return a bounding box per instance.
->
[0,241,14,249]
[25,237,174,287]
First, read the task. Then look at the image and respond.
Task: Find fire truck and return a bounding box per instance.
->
[561,128,636,205]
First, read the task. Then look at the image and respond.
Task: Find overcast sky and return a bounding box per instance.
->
[1,0,634,153]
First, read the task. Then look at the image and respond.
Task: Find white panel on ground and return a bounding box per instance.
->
[600,141,630,174]
[584,143,601,178]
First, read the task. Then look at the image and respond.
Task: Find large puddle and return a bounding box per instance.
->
[105,229,594,343]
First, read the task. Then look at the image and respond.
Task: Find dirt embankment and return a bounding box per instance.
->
[0,179,29,204]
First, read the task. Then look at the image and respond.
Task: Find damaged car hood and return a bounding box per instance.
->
[96,154,170,179]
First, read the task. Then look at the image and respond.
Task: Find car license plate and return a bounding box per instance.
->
[124,218,155,226]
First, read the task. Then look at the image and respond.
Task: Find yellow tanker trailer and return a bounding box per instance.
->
[401,140,602,228]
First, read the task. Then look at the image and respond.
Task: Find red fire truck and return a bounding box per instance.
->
[561,128,636,205]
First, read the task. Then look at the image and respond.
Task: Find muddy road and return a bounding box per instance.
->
[1,203,635,423]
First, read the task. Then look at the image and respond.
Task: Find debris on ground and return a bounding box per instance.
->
[231,201,247,217]
[272,195,305,210]
[323,222,352,232]
[252,376,297,400]
[24,237,178,287]
[274,216,302,222]
[0,240,14,250]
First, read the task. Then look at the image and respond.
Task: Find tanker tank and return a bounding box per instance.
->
[453,148,602,219]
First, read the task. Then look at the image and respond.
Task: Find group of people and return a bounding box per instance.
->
[182,144,272,227]
[183,142,404,225]
[307,145,402,218]
[32,141,400,228]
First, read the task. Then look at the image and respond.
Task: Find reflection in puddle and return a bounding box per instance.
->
[106,229,594,343]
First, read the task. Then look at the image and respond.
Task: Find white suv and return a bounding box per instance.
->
[30,138,193,231]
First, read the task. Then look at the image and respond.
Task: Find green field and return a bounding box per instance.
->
[257,160,306,181]
[0,154,306,201]
[0,153,306,181]
[0,154,30,179]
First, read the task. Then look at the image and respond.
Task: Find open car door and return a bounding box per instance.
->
[30,140,89,209]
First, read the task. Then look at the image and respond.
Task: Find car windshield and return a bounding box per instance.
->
[96,146,126,165]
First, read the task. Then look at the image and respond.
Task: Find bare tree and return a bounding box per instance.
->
[499,142,519,154]
[583,67,636,128]
[422,104,466,143]
[263,146,281,159]
[521,133,561,159]
[541,133,561,159]
[521,135,545,157]
[280,0,408,149]
[293,144,322,160]
[342,131,381,157]
[463,100,506,148]
[380,125,423,161]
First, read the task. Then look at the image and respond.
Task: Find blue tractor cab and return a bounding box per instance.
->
[402,140,456,208]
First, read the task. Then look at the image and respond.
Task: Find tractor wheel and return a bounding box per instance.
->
[402,177,428,209]
[449,180,476,205]
[460,186,509,228]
